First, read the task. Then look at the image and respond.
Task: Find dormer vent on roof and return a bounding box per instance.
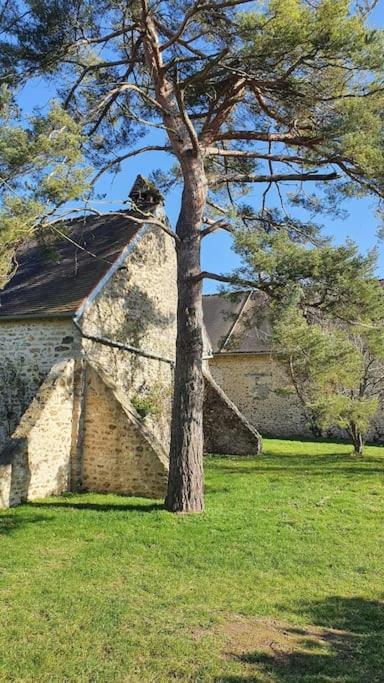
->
[128,174,164,209]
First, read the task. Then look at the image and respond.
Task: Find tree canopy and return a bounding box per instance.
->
[273,303,384,454]
[230,224,384,453]
[1,1,383,253]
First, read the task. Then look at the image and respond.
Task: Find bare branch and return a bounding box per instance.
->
[64,67,90,109]
[45,205,180,245]
[48,223,114,264]
[211,171,339,186]
[157,0,255,52]
[215,130,323,145]
[205,147,336,169]
[92,145,171,184]
[156,19,207,57]
[73,319,175,366]
[199,219,232,237]
[192,270,259,288]
[87,38,143,134]
[90,82,170,120]
[252,85,290,127]
[201,78,246,145]
[174,79,200,156]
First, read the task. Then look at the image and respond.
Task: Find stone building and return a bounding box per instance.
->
[203,291,310,439]
[0,179,260,508]
[203,290,384,441]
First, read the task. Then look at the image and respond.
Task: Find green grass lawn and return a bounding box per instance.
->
[0,439,383,682]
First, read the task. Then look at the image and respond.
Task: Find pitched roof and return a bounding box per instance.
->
[203,291,272,354]
[0,210,145,319]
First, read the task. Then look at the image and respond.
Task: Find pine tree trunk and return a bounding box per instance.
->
[350,422,364,455]
[165,164,207,513]
[140,10,208,512]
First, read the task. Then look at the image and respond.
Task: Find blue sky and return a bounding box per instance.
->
[17,1,384,293]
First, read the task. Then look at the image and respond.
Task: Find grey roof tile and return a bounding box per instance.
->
[203,291,272,354]
[0,210,144,319]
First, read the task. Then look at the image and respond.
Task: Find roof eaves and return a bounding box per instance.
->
[0,311,73,322]
[211,349,273,357]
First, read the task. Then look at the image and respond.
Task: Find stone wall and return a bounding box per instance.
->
[81,366,168,497]
[0,318,80,449]
[208,352,384,442]
[81,221,177,449]
[203,369,262,455]
[208,353,311,438]
[0,360,75,506]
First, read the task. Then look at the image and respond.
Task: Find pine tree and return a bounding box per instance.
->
[0,1,383,510]
[273,308,384,455]
[230,226,384,454]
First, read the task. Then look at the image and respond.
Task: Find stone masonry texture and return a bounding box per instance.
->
[0,223,177,507]
[208,353,312,438]
[81,367,168,498]
[0,360,74,506]
[0,319,80,449]
[81,223,177,450]
[203,369,261,455]
[208,352,384,441]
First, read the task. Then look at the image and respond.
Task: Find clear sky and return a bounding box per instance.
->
[16,1,384,293]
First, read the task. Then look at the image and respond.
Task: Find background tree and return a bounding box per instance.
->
[229,226,384,454]
[0,0,383,511]
[274,308,384,454]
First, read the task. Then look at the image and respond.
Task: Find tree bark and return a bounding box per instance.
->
[350,422,364,455]
[165,157,207,513]
[140,8,208,512]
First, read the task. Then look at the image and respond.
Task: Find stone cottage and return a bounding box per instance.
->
[203,290,307,438]
[0,178,260,508]
[203,290,384,441]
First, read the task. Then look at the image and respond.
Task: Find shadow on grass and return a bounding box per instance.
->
[0,513,51,536]
[217,596,384,682]
[208,454,384,477]
[29,500,164,513]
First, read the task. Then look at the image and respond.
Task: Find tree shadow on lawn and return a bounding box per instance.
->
[0,512,51,536]
[216,596,384,682]
[29,499,164,513]
[209,454,384,478]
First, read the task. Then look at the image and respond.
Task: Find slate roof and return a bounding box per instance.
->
[0,210,144,319]
[203,291,272,354]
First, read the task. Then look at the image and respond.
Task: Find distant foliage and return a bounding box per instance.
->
[273,305,384,454]
[230,223,384,453]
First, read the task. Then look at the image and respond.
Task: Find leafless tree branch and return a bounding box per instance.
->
[211,171,339,186]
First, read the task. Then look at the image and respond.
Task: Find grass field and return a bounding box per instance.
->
[0,439,383,682]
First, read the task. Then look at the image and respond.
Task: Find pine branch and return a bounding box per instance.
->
[199,219,232,237]
[216,131,323,145]
[211,171,339,186]
[205,147,331,166]
[192,271,258,287]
